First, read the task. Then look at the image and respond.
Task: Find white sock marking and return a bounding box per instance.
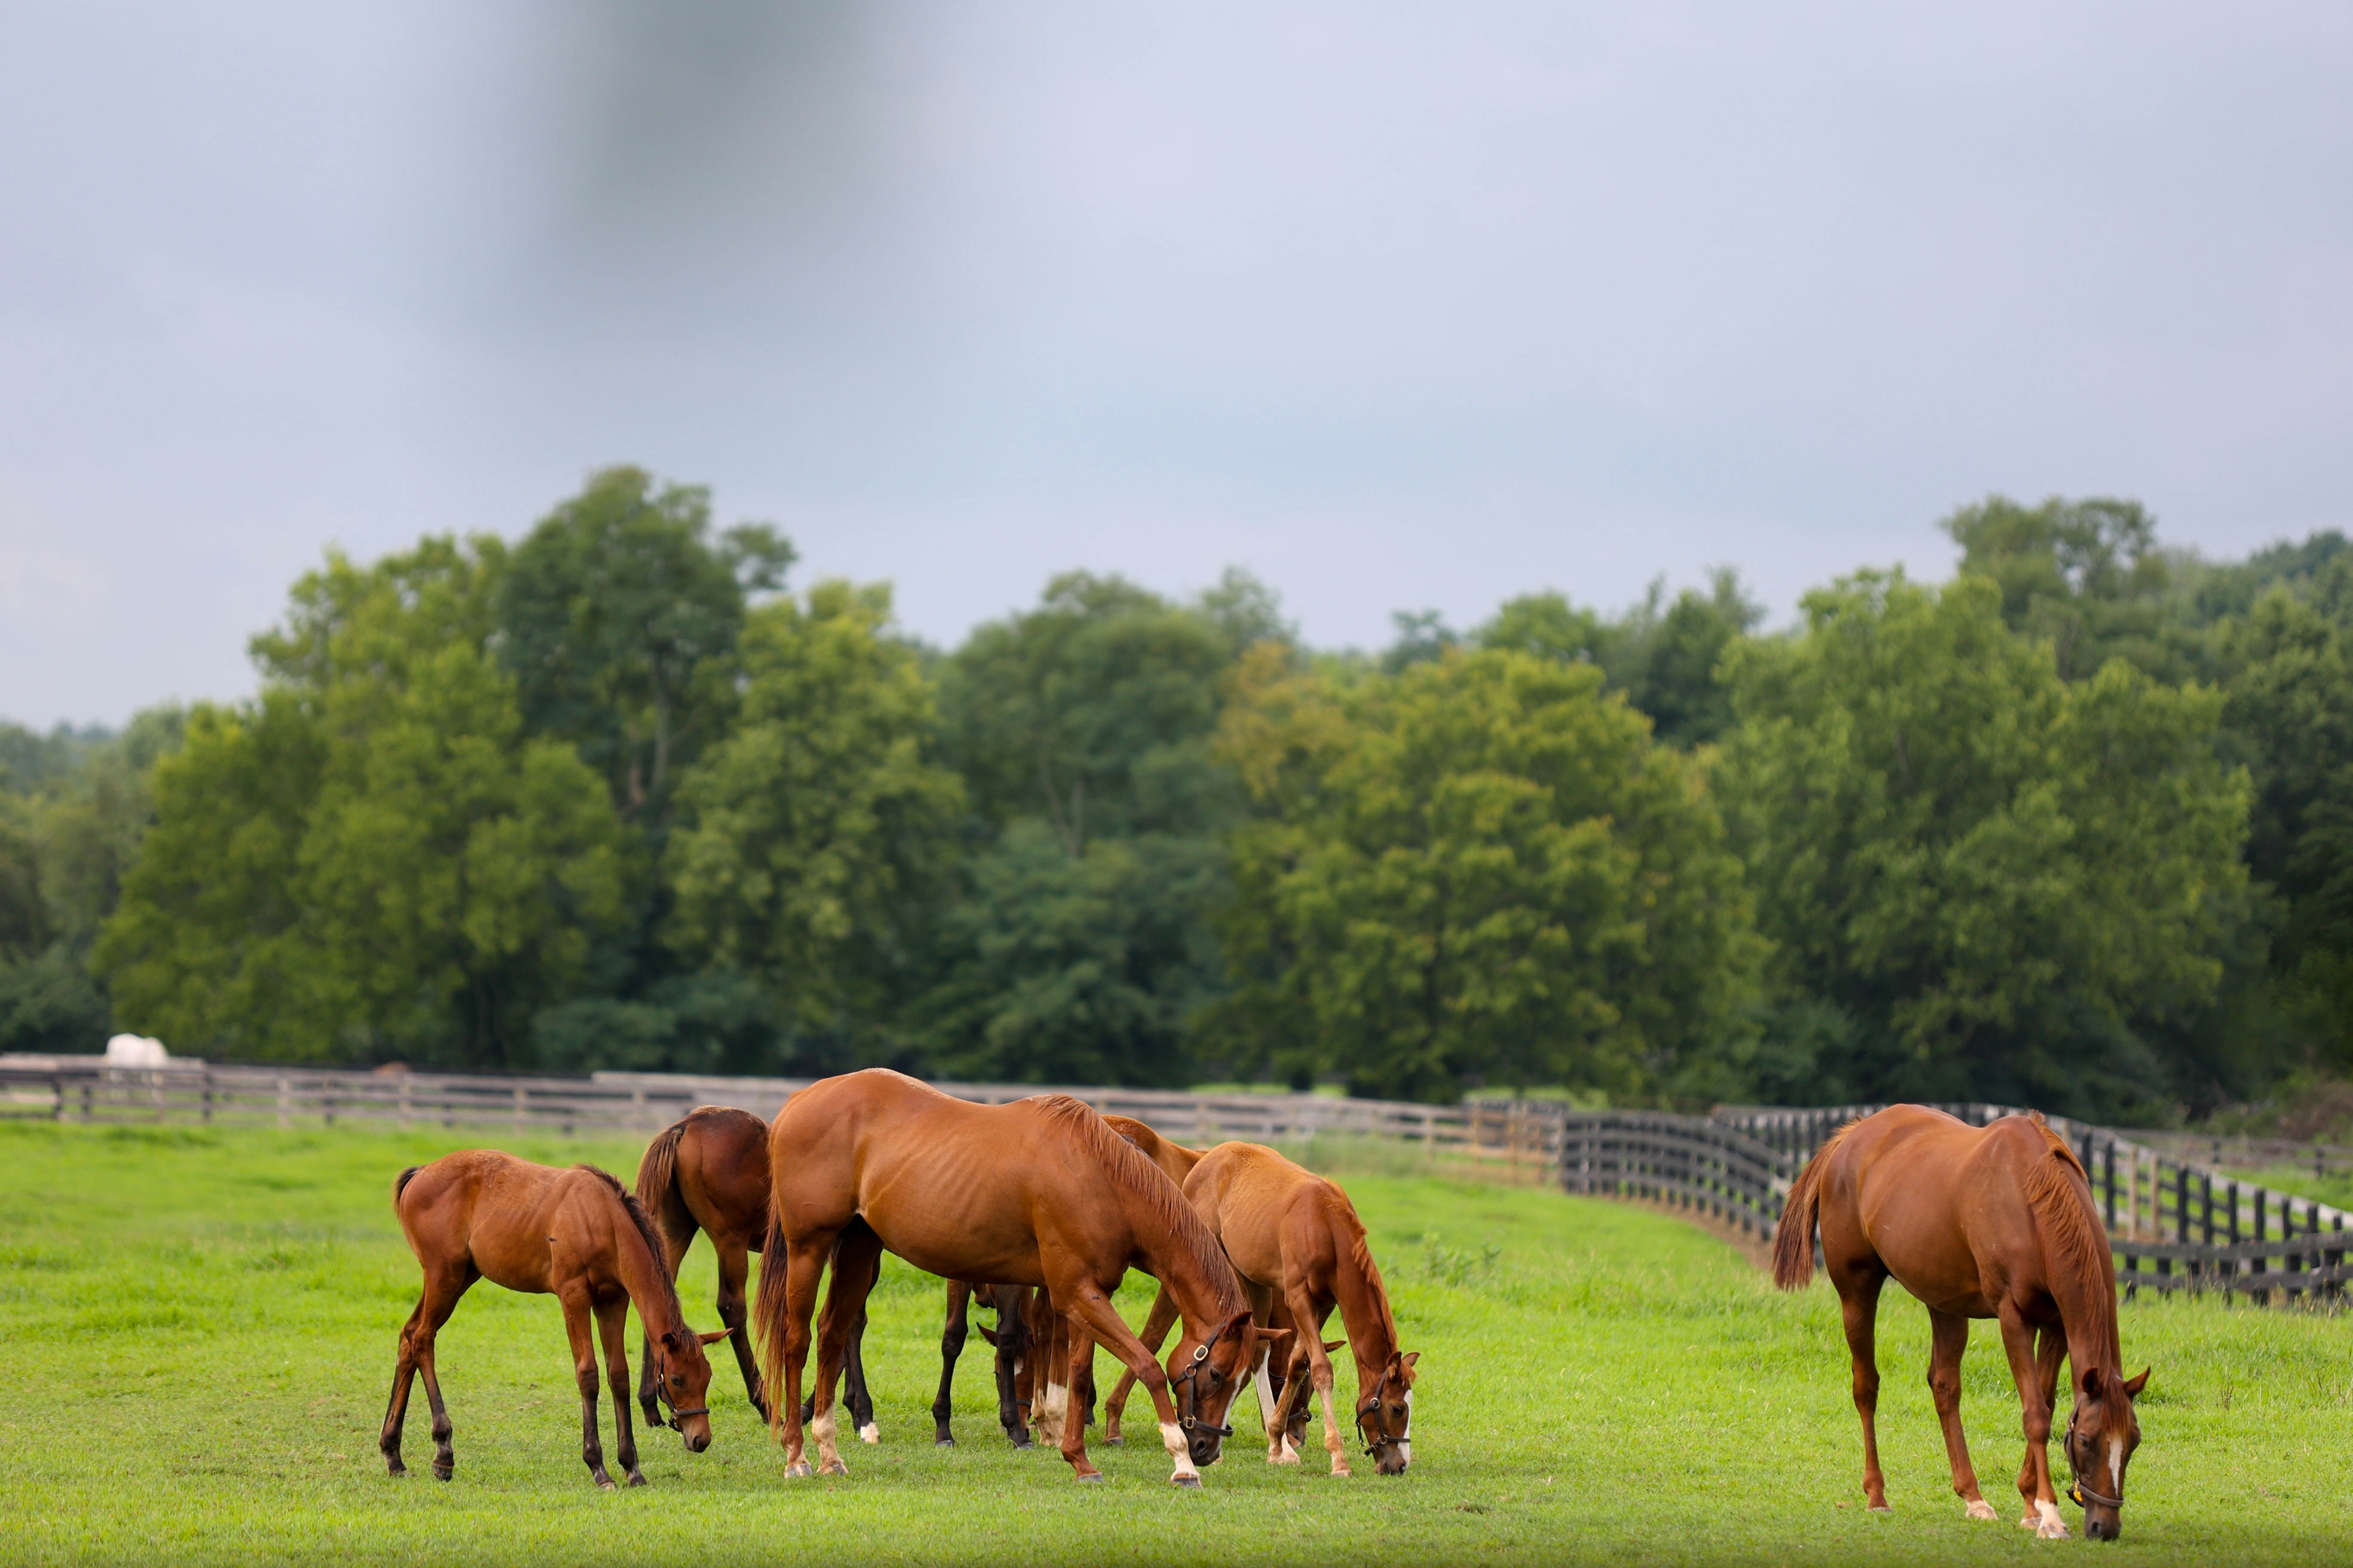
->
[857,1422,879,1445]
[1160,1421,1199,1479]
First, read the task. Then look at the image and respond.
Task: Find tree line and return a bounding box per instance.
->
[3,471,2346,1120]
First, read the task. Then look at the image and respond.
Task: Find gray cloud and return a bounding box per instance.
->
[3,1,2349,723]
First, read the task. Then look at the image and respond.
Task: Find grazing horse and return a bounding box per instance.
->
[755,1070,1282,1485]
[379,1152,729,1489]
[632,1106,876,1438]
[1112,1142,1417,1475]
[1775,1106,2149,1541]
[930,1281,1035,1447]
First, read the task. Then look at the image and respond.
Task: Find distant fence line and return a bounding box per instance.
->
[4,1057,2342,1305]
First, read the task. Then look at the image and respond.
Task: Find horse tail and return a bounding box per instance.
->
[391,1165,421,1211]
[1772,1119,1861,1290]
[635,1117,691,1258]
[755,1202,791,1446]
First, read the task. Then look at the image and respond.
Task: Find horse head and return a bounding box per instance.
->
[1357,1350,1419,1474]
[2065,1364,2149,1541]
[1169,1310,1285,1468]
[654,1325,731,1453]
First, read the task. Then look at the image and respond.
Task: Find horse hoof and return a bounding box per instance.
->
[432,1465,452,1483]
[936,1438,957,1448]
[596,1478,617,1492]
[818,1460,849,1477]
[1076,1472,1107,1483]
[1965,1500,1997,1522]
[859,1424,880,1445]
[783,1460,814,1479]
[626,1473,647,1488]
[1330,1465,1352,1478]
[1867,1504,1891,1514]
[1101,1437,1122,1447]
[1171,1473,1203,1489]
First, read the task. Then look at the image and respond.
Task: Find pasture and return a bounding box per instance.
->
[0,1120,2348,1565]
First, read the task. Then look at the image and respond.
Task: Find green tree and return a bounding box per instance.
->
[921,572,1266,1084]
[99,537,625,1064]
[1477,570,1764,746]
[1943,494,2204,683]
[1719,571,2250,1116]
[1214,643,1761,1102]
[2219,565,2353,1064]
[496,466,793,822]
[663,581,963,1069]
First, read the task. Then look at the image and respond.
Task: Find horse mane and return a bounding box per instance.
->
[1034,1095,1243,1317]
[1772,1115,1866,1289]
[576,1164,690,1335]
[2021,1115,2110,1302]
[1335,1195,1401,1348]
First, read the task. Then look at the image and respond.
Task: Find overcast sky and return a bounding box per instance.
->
[4,2,2349,726]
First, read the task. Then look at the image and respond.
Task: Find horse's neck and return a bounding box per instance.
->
[2048,1186,2123,1382]
[1327,1213,1397,1386]
[1123,1192,1239,1330]
[607,1200,683,1339]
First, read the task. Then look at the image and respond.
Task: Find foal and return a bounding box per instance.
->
[634,1106,876,1437]
[1115,1142,1417,1475]
[381,1151,727,1489]
[1777,1107,2149,1540]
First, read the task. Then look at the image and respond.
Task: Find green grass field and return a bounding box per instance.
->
[1,1120,2349,1565]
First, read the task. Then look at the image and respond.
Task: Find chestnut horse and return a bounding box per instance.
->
[1026,1114,1208,1449]
[1775,1106,2149,1540]
[379,1152,729,1488]
[632,1106,874,1437]
[1110,1141,1417,1475]
[755,1070,1282,1485]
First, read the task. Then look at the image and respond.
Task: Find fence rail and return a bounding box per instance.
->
[0,1059,1563,1173]
[9,1056,2343,1305]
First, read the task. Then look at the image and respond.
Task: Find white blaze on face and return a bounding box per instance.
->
[2107,1436,2123,1494]
[1396,1387,1413,1468]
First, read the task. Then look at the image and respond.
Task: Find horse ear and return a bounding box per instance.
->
[2082,1366,2105,1400]
[1399,1351,1420,1370]
[1255,1326,1293,1348]
[976,1325,1000,1347]
[1322,1339,1346,1355]
[696,1328,732,1345]
[2123,1367,2150,1400]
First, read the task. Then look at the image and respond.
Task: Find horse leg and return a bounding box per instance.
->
[1834,1268,1890,1511]
[1058,1284,1197,1487]
[380,1261,473,1480]
[1927,1308,1993,1519]
[933,1281,971,1446]
[776,1228,837,1478]
[846,1297,879,1443]
[1998,1306,2068,1537]
[596,1295,646,1487]
[997,1286,1035,1447]
[1282,1283,1351,1475]
[563,1286,617,1489]
[1032,1295,1068,1446]
[715,1236,768,1422]
[1103,1282,1179,1445]
[809,1223,882,1476]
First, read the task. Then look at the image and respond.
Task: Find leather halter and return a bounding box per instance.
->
[2063,1408,2123,1511]
[1354,1364,1404,1458]
[1171,1318,1237,1439]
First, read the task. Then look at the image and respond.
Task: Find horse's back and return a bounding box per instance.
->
[768,1071,1104,1284]
[1824,1108,2065,1314]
